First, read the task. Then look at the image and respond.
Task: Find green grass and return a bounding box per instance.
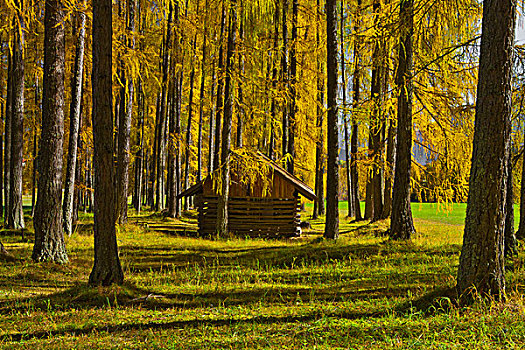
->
[0,202,524,349]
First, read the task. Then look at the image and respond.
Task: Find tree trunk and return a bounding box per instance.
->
[216,0,237,236]
[183,36,197,210]
[63,4,86,235]
[197,0,209,181]
[268,1,279,162]
[133,78,145,213]
[116,0,136,224]
[340,0,354,218]
[281,0,289,164]
[213,2,227,171]
[236,14,245,149]
[208,68,216,173]
[89,0,124,286]
[380,118,396,219]
[148,94,160,208]
[4,51,11,223]
[33,0,68,263]
[8,2,26,230]
[456,0,515,299]
[312,1,324,220]
[350,0,363,222]
[287,0,297,174]
[324,0,339,239]
[31,105,38,218]
[389,0,415,240]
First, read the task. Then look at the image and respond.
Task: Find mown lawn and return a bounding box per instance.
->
[0,203,524,349]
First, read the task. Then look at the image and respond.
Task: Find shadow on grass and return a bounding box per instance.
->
[2,305,384,342]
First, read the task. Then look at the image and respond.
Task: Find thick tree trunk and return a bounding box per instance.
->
[89,0,124,286]
[389,0,415,240]
[33,0,68,263]
[324,0,339,239]
[8,4,26,230]
[456,0,515,299]
[216,0,237,236]
[63,5,86,235]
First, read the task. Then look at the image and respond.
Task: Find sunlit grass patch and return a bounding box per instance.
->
[0,202,524,348]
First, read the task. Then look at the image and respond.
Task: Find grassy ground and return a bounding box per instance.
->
[0,203,524,349]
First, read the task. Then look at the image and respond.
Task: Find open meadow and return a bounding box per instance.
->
[1,203,524,349]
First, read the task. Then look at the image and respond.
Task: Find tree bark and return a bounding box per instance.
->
[380,118,396,219]
[287,0,297,174]
[33,0,68,263]
[63,3,86,235]
[183,36,197,210]
[197,0,209,181]
[281,0,289,164]
[216,0,237,236]
[213,2,227,171]
[340,0,354,218]
[324,0,339,239]
[350,0,363,222]
[389,0,415,240]
[456,0,515,299]
[4,51,11,223]
[116,0,136,224]
[89,0,124,286]
[8,2,26,230]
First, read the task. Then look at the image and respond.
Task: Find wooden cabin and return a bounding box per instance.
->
[178,154,316,238]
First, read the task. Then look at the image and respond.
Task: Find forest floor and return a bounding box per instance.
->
[0,202,525,349]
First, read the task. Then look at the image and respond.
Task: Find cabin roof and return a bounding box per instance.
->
[177,153,317,201]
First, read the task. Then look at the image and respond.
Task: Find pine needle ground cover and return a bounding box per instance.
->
[1,203,524,349]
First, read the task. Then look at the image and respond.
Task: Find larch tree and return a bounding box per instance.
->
[457,0,516,299]
[8,0,26,230]
[32,0,68,263]
[216,0,237,237]
[89,0,124,286]
[389,0,415,240]
[324,0,339,240]
[350,0,363,222]
[341,0,354,218]
[312,0,325,220]
[116,0,136,224]
[63,0,87,236]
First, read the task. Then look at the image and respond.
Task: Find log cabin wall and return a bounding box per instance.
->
[196,195,301,238]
